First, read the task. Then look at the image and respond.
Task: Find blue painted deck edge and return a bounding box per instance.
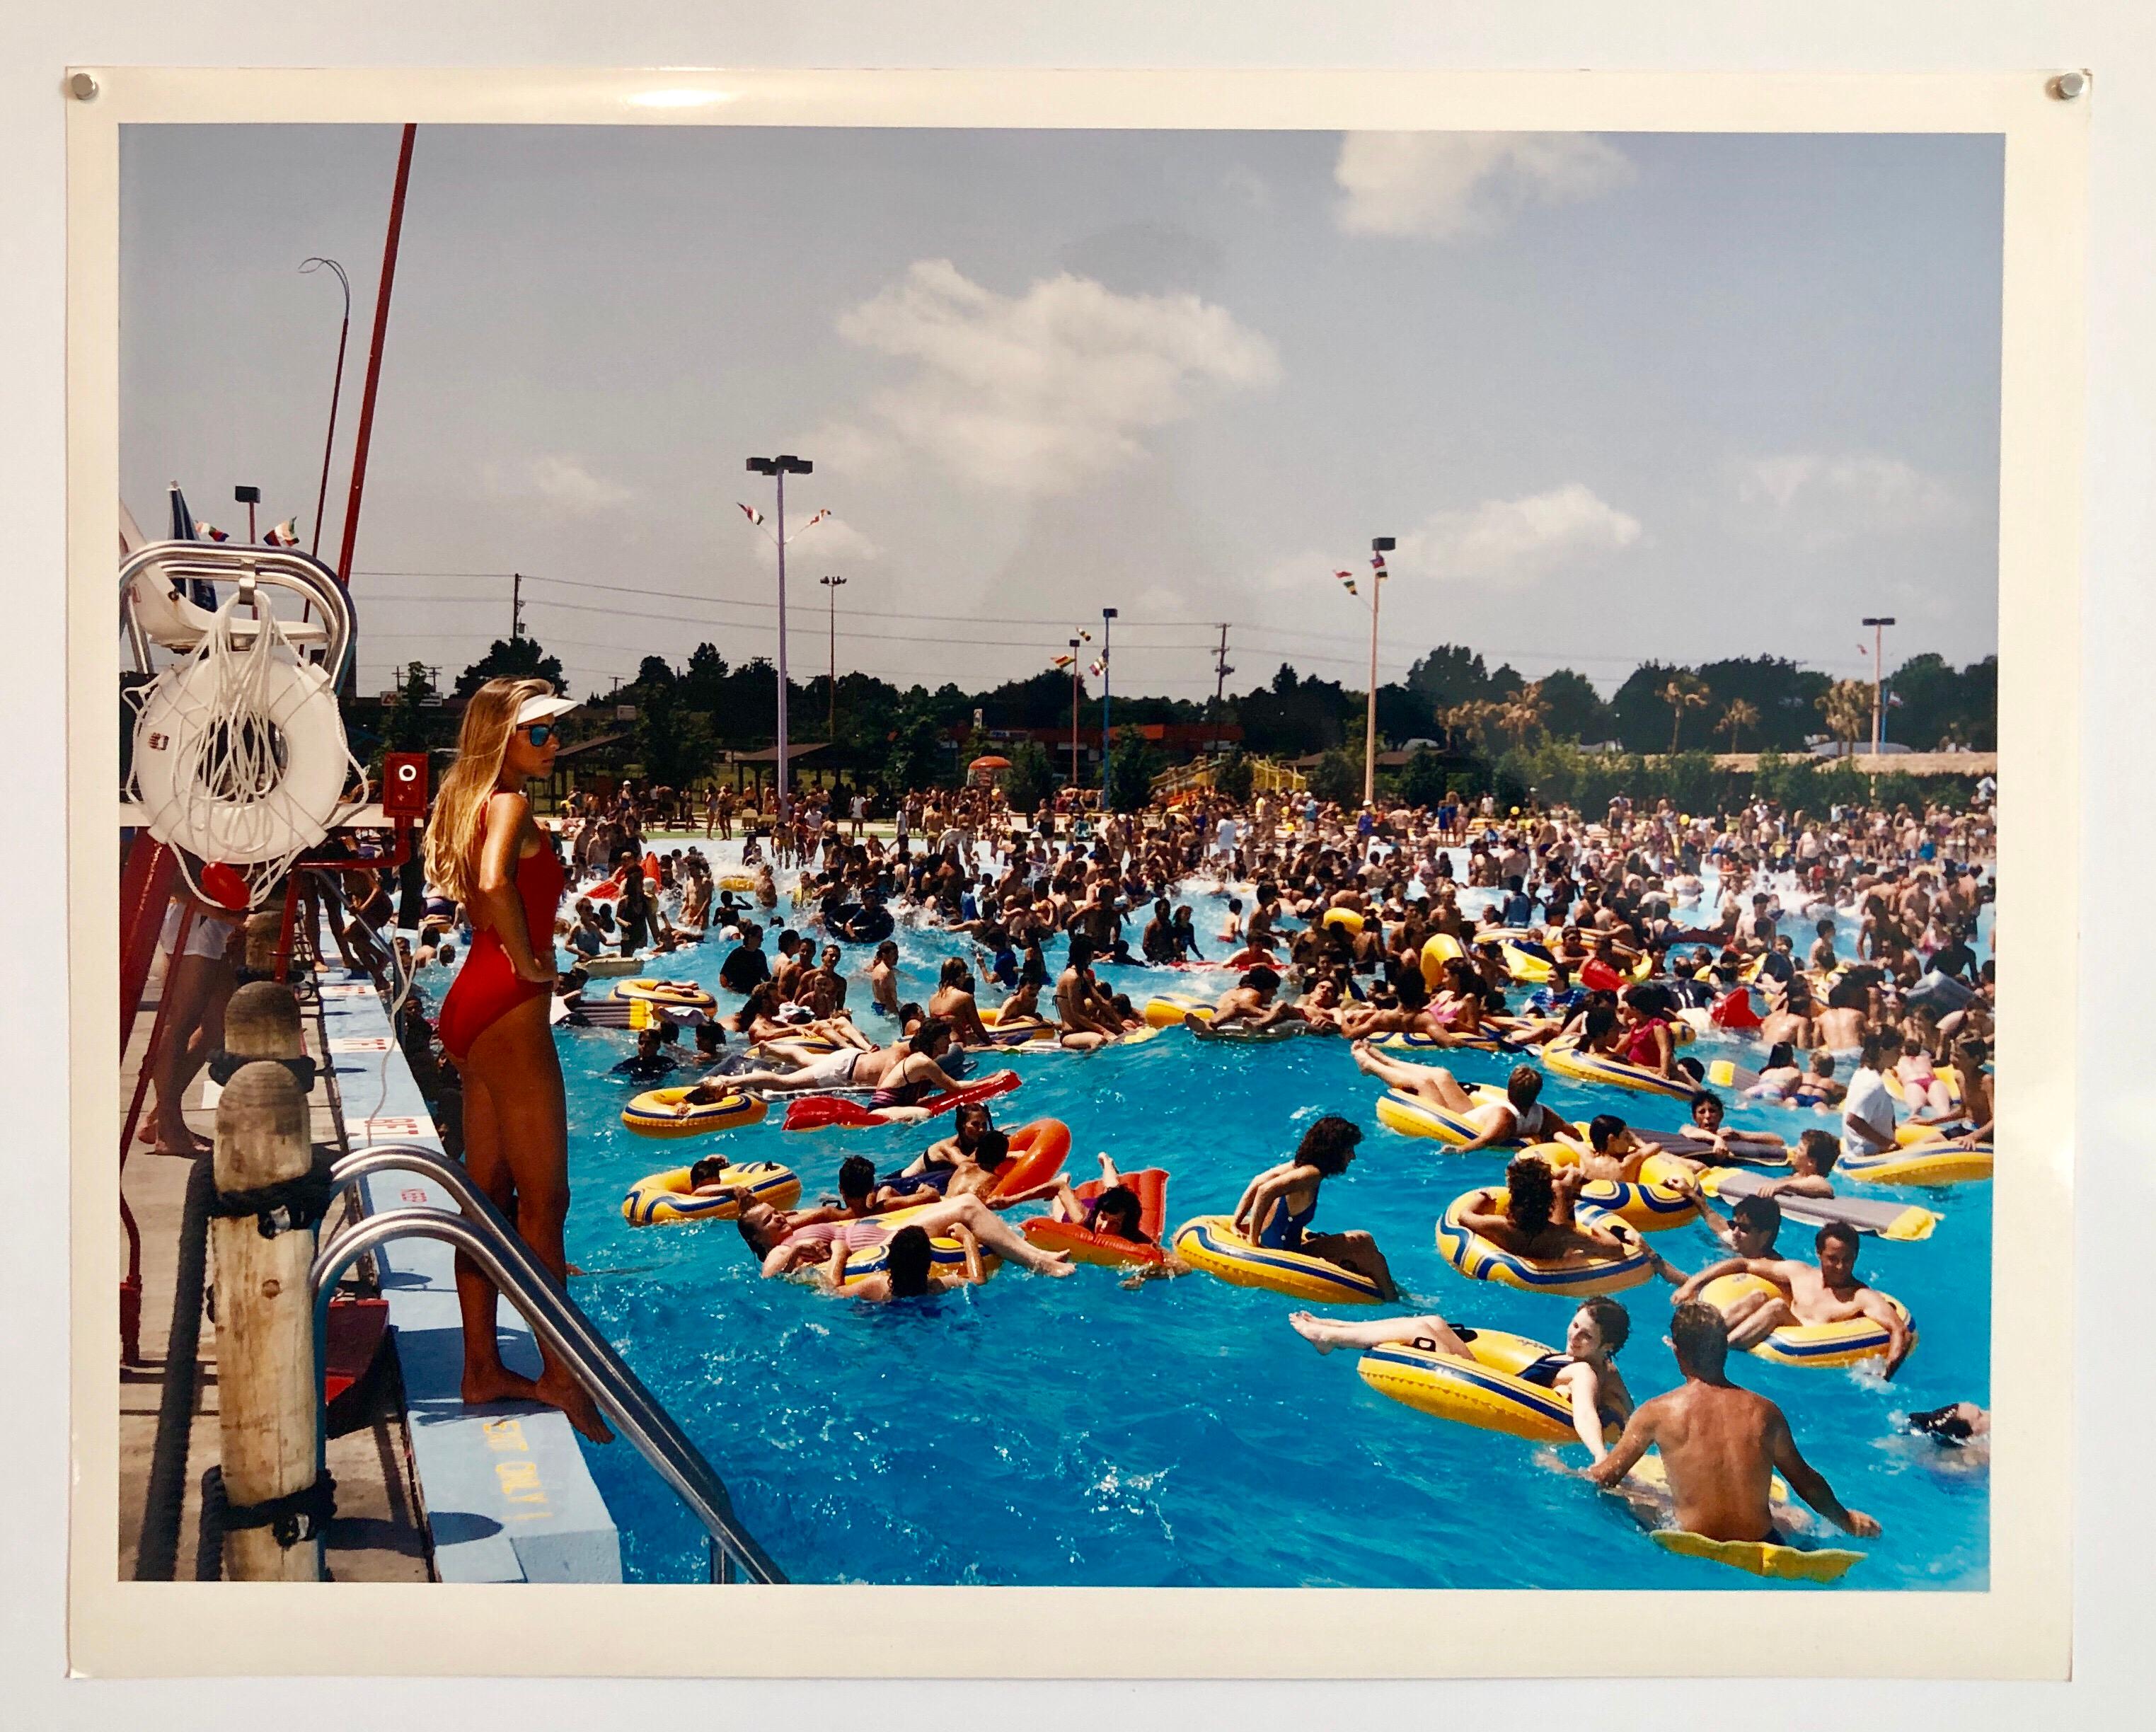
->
[318,966,623,1584]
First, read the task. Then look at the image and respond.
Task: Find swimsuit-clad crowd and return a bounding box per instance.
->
[406,681,1995,1552]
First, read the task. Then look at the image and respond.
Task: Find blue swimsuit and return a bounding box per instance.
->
[1257,1193,1318,1251]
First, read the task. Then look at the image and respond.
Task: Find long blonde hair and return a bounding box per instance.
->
[425,676,554,906]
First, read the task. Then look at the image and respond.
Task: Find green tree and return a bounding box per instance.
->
[1661,672,1711,754]
[1214,749,1256,804]
[680,642,729,712]
[454,634,564,698]
[1107,726,1165,812]
[635,680,714,788]
[882,695,948,792]
[383,660,434,754]
[1003,739,1057,812]
[1308,747,1361,805]
[1535,668,1608,742]
[1399,744,1448,809]
[1817,679,1872,757]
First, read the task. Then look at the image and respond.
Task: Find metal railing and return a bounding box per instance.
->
[120,541,357,685]
[316,1143,785,1585]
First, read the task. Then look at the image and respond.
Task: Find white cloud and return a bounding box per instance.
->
[485,454,635,514]
[1334,132,1635,241]
[1397,483,1644,584]
[1734,453,1964,545]
[821,258,1279,494]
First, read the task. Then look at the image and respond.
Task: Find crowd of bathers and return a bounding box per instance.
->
[376,773,1998,1551]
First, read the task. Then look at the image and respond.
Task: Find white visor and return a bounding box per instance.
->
[516,694,578,726]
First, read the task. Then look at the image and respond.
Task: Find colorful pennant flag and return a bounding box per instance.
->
[263,519,300,547]
[800,509,831,529]
[195,521,229,543]
[1336,569,1359,596]
[738,503,765,527]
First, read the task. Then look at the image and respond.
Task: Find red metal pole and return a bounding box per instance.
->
[306,260,351,559]
[335,123,417,588]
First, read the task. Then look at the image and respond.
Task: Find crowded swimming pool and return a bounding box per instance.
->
[419,853,1993,1590]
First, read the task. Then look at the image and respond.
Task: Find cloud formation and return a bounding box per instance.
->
[485,453,635,515]
[1734,452,1964,545]
[823,258,1279,493]
[1334,132,1635,241]
[1397,483,1644,584]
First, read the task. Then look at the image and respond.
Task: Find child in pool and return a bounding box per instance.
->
[1754,1129,1840,1200]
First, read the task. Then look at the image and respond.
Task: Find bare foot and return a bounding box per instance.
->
[153,1121,212,1156]
[536,1367,614,1444]
[461,1363,542,1408]
[1288,1310,1339,1351]
[1032,1253,1078,1278]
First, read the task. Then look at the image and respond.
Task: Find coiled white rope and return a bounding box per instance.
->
[130,586,369,913]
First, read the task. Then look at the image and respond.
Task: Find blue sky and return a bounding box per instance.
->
[121,124,2002,700]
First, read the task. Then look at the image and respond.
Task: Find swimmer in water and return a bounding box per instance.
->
[1588,1300,1880,1542]
[1675,1220,1913,1377]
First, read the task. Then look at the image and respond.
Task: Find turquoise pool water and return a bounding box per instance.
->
[428,847,1992,1588]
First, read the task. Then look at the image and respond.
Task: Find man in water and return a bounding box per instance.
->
[1589,1300,1880,1543]
[1673,1220,1913,1377]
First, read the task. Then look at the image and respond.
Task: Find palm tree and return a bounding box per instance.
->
[1500,683,1550,751]
[1661,674,1711,754]
[1443,698,1502,755]
[1719,698,1761,754]
[1817,679,1872,758]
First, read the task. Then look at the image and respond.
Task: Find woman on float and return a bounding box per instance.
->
[734,1189,1074,1280]
[1288,1296,1637,1461]
[928,954,996,1048]
[425,679,611,1444]
[1616,985,1679,1078]
[1228,1115,1400,1300]
[1349,1048,1567,1153]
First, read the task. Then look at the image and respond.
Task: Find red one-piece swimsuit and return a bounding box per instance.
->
[436,824,565,1066]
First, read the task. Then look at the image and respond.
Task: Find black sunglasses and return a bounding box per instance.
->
[524,722,558,746]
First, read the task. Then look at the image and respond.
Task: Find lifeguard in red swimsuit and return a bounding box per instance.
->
[425,679,611,1444]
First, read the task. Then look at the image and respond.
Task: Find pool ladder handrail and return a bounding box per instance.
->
[316,1142,785,1585]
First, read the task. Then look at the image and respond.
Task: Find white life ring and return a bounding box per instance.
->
[134,655,352,865]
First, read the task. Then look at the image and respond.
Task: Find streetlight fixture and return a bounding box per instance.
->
[1862,616,1897,758]
[745,453,812,809]
[1362,537,1396,806]
[1100,608,1119,809]
[819,574,847,737]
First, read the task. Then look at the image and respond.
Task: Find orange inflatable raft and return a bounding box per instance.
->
[1022,1167,1170,1269]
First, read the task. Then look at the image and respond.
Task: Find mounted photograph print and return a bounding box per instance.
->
[67,67,2082,1678]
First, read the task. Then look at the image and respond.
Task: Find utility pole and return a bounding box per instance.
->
[1211,623,1233,746]
[1068,637,1082,788]
[746,454,814,810]
[512,571,523,640]
[1364,537,1396,807]
[820,574,847,737]
[1100,607,1118,808]
[235,484,260,543]
[1862,615,1896,758]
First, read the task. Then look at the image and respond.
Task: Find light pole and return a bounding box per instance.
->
[1068,637,1082,788]
[746,453,813,810]
[1862,615,1896,758]
[297,256,350,558]
[819,574,846,737]
[1100,607,1119,809]
[1364,536,1396,807]
[234,484,260,543]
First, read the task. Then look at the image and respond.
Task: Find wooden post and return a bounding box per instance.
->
[243,913,285,981]
[224,979,304,1062]
[212,1060,323,1581]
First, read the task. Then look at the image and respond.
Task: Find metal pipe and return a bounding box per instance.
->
[318,1146,783,1583]
[336,124,417,590]
[118,542,357,683]
[299,258,351,559]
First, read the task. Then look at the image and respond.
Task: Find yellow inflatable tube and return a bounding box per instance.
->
[621,1160,800,1225]
[1170,1214,1387,1305]
[1356,1329,1599,1445]
[621,1087,768,1138]
[1842,1138,1993,1185]
[1541,1039,1699,1101]
[1144,993,1214,1029]
[1700,1273,1916,1369]
[1435,1190,1653,1298]
[615,977,719,1015]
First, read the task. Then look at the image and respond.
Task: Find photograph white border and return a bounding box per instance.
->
[65,64,2083,1680]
